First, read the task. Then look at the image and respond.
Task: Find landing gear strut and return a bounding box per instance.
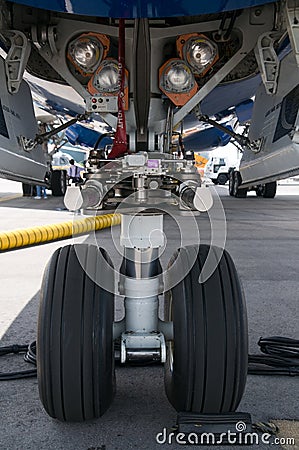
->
[37,149,248,423]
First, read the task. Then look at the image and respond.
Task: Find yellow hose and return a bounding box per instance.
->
[0,213,121,251]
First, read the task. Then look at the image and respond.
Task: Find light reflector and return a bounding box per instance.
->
[177,33,218,75]
[67,33,110,76]
[159,58,198,106]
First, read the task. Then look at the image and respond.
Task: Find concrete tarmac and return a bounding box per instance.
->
[0,179,298,450]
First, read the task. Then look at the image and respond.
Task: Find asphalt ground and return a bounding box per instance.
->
[0,179,298,450]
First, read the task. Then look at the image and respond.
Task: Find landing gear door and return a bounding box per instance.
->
[0,56,48,184]
[240,50,299,186]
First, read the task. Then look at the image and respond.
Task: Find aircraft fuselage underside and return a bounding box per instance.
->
[1,1,299,190]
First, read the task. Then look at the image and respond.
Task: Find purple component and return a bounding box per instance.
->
[147,159,159,169]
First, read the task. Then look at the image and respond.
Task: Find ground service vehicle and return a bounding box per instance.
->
[204,156,231,185]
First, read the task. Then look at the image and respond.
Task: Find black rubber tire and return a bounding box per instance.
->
[212,179,218,185]
[262,181,277,199]
[164,244,248,414]
[37,244,115,421]
[51,170,67,196]
[22,183,36,197]
[217,173,228,185]
[233,171,247,198]
[256,185,263,197]
[229,171,235,196]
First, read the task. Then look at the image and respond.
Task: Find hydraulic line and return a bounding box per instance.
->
[0,213,121,251]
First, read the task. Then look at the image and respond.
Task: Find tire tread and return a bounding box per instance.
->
[37,244,114,422]
[165,244,248,414]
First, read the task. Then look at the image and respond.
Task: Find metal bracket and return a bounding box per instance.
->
[18,113,88,152]
[120,214,164,249]
[31,25,57,54]
[3,30,31,94]
[255,32,280,95]
[285,0,299,67]
[18,135,37,152]
[120,331,166,363]
[249,137,264,153]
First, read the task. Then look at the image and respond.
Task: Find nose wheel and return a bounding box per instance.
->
[37,244,115,421]
[164,244,248,414]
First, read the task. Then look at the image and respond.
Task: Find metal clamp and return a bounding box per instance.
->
[18,135,37,152]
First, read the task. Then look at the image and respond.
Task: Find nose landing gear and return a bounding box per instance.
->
[37,210,248,422]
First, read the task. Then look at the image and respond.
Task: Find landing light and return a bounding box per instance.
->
[91,59,120,93]
[71,40,100,69]
[160,60,195,93]
[177,34,218,76]
[159,59,198,106]
[87,59,129,110]
[67,33,110,75]
[166,63,193,91]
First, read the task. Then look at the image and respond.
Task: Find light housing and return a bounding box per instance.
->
[159,58,198,106]
[177,33,218,76]
[91,59,119,93]
[88,58,129,109]
[67,33,110,76]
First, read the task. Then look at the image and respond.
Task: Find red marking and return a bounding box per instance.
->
[108,19,128,159]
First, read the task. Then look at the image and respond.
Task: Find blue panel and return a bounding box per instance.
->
[200,75,261,116]
[8,0,275,18]
[235,99,254,124]
[27,80,85,116]
[65,123,112,148]
[183,126,232,152]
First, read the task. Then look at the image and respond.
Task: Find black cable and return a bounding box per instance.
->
[248,336,299,376]
[223,11,238,40]
[93,132,114,151]
[1,336,298,380]
[0,344,28,356]
[0,369,37,381]
[0,341,37,381]
[24,341,37,365]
